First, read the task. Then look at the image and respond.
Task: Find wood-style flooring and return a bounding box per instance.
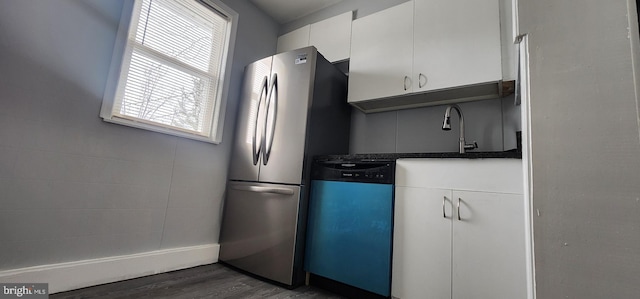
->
[51,263,345,299]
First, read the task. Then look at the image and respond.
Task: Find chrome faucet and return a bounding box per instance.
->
[442,104,478,154]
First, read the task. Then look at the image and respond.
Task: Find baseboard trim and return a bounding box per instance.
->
[0,244,220,294]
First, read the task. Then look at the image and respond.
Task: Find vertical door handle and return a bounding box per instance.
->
[443,196,447,218]
[457,198,462,221]
[404,76,411,91]
[263,73,278,165]
[418,73,427,88]
[252,76,268,166]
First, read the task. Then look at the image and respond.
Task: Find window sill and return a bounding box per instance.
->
[102,116,220,144]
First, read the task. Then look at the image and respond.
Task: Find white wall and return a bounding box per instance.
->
[519,0,640,297]
[0,0,278,272]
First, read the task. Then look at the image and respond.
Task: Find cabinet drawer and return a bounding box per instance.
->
[395,158,523,194]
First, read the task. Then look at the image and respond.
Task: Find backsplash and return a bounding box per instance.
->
[349,95,521,154]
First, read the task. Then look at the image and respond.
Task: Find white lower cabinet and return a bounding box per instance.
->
[393,187,452,299]
[392,159,527,299]
[451,190,527,299]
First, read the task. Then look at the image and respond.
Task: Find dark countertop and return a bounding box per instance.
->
[315,150,522,161]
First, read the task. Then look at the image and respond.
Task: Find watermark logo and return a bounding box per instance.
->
[0,284,48,299]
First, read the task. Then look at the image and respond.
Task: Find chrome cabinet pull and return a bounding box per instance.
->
[418,73,427,88]
[403,76,410,91]
[457,198,462,221]
[443,196,447,218]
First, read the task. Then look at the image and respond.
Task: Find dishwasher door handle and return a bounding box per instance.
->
[230,185,294,195]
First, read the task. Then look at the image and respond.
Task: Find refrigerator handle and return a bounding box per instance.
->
[229,184,294,195]
[263,73,278,166]
[253,76,268,166]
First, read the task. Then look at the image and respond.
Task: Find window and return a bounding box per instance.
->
[101,0,237,143]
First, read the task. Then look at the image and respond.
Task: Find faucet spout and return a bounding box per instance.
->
[442,104,477,154]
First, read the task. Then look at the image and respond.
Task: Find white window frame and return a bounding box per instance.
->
[101,0,238,144]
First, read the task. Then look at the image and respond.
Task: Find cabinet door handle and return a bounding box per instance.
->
[418,73,427,88]
[457,198,462,221]
[443,196,447,218]
[403,76,410,91]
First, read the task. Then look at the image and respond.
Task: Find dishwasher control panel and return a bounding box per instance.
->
[311,160,395,184]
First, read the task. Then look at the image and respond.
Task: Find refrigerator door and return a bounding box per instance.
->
[228,56,273,182]
[219,181,301,286]
[258,47,316,185]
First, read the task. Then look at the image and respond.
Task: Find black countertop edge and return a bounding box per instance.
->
[315,150,522,161]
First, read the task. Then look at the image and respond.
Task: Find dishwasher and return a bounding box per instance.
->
[304,159,394,297]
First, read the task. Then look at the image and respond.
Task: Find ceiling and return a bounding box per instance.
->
[250,0,344,24]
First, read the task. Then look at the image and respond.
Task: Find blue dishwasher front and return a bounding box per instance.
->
[304,160,394,297]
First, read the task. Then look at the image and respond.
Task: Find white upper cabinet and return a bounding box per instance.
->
[348,2,414,103]
[309,11,353,62]
[276,25,310,54]
[277,12,353,63]
[413,0,502,92]
[348,0,504,112]
[500,0,517,81]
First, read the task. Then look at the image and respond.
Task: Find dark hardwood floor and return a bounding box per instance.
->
[51,263,345,299]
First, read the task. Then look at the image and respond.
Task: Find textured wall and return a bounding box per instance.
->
[0,0,278,270]
[519,0,640,297]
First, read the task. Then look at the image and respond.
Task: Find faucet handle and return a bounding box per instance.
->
[464,142,478,150]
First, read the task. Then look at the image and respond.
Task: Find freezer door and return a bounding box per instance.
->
[219,181,301,286]
[228,57,272,182]
[258,47,316,185]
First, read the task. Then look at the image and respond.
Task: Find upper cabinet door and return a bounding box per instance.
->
[277,25,310,53]
[309,11,353,63]
[228,56,273,182]
[348,1,414,103]
[413,0,502,92]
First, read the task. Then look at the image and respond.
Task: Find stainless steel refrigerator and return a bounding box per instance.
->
[219,46,351,287]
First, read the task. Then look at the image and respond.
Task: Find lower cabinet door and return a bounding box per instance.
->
[452,191,527,299]
[392,187,452,299]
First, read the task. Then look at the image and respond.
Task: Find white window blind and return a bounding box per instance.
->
[103,0,235,141]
